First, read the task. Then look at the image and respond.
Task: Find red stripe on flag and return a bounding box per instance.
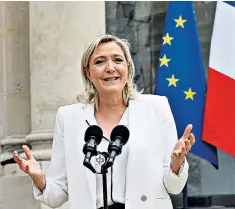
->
[203,67,235,156]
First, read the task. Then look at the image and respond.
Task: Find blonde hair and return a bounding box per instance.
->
[77,34,141,105]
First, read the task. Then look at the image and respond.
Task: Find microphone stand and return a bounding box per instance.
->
[83,151,109,209]
[102,169,108,209]
[83,124,129,209]
[101,152,109,209]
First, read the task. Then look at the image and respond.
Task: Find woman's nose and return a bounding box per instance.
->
[105,62,115,73]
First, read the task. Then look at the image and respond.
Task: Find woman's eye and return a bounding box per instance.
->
[95,60,104,65]
[115,58,123,63]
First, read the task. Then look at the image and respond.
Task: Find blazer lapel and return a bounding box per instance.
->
[125,97,151,205]
[128,97,150,154]
[82,103,97,205]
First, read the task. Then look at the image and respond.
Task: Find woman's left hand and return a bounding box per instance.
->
[171,124,195,174]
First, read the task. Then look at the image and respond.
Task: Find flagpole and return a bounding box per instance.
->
[182,183,188,209]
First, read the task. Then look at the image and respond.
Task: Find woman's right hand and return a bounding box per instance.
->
[13,145,46,191]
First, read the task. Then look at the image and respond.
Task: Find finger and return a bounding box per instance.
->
[22,145,32,160]
[172,150,185,163]
[182,124,193,139]
[189,133,195,145]
[173,151,178,157]
[181,146,186,155]
[13,151,26,168]
[173,149,182,156]
[176,146,186,156]
[18,157,25,167]
[13,151,20,164]
[179,137,185,143]
[13,152,28,173]
[184,140,191,152]
[174,137,185,150]
[18,158,26,171]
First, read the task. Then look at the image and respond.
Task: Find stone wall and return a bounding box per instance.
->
[106,1,167,93]
[0,2,106,209]
[0,1,31,166]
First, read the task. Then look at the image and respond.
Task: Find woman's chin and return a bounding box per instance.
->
[99,86,123,95]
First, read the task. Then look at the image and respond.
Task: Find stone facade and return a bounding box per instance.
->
[0,1,30,167]
[0,2,105,209]
[0,1,235,209]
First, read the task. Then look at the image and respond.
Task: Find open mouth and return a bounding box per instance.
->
[103,77,120,82]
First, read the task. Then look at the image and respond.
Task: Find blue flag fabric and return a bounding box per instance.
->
[154,1,218,167]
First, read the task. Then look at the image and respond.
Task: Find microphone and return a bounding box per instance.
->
[83,125,103,173]
[102,125,129,172]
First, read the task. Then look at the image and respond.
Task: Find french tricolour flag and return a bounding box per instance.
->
[202,1,235,156]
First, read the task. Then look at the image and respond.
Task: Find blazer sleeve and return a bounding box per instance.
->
[32,106,68,208]
[161,96,189,194]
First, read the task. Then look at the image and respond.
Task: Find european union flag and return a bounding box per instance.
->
[154,1,218,167]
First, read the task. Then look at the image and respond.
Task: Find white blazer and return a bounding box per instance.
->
[33,94,189,209]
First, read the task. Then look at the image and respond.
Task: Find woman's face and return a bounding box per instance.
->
[87,41,129,95]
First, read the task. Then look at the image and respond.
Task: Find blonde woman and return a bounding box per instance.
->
[13,34,195,209]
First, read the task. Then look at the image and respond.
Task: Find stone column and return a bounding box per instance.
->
[0,1,30,165]
[26,1,105,161]
[0,2,33,209]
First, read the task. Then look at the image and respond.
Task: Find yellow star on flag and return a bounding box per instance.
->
[159,54,171,67]
[162,33,174,45]
[174,15,187,28]
[166,74,179,87]
[184,88,196,100]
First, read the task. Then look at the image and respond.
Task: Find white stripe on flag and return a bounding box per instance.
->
[209,1,235,80]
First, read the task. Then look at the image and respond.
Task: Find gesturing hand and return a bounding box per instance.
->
[171,124,195,174]
[13,145,43,179]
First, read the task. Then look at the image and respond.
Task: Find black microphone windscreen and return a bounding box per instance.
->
[110,125,129,145]
[84,125,103,145]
